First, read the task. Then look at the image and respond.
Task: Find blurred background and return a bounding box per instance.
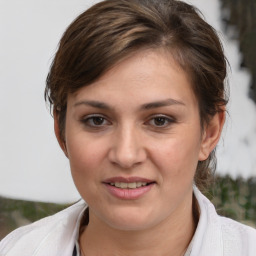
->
[0,0,256,239]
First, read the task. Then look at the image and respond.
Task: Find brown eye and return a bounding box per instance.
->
[81,115,110,128]
[153,117,168,126]
[147,115,175,128]
[91,117,105,126]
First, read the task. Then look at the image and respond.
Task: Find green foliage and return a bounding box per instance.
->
[0,197,69,239]
[0,197,69,222]
[206,175,256,226]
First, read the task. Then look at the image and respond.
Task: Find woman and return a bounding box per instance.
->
[1,0,255,255]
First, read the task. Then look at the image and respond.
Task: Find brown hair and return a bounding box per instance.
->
[45,0,228,191]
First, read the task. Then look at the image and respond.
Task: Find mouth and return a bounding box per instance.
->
[102,177,155,200]
[103,176,155,188]
[108,181,154,189]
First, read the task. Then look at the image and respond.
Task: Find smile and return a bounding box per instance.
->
[103,177,155,200]
[109,182,148,189]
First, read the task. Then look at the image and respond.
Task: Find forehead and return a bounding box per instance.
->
[69,49,197,109]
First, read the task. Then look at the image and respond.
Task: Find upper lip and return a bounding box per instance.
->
[103,176,155,183]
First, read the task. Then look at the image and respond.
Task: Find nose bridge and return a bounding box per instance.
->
[109,122,146,168]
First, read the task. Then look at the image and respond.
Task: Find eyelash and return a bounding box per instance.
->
[80,114,175,129]
[81,114,111,128]
[146,115,175,128]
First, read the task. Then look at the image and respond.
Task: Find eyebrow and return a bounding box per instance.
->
[140,98,185,110]
[73,100,112,110]
[73,98,185,110]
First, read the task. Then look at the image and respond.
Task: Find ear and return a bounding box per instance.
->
[54,110,69,158]
[199,109,225,161]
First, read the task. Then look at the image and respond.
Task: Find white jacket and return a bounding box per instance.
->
[1,187,256,256]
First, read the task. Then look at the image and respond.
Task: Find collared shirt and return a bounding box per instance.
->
[72,239,193,256]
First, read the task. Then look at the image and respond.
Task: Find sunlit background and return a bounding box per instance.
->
[0,0,256,204]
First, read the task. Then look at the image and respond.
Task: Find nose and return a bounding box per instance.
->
[108,125,147,169]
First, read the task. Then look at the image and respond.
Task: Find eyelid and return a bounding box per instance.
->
[148,114,176,121]
[146,114,176,127]
[82,113,106,118]
[80,114,111,127]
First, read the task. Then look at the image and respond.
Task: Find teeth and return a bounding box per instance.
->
[127,182,136,189]
[137,182,142,187]
[111,182,149,188]
[120,182,128,189]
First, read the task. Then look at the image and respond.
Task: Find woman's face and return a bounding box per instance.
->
[61,50,212,231]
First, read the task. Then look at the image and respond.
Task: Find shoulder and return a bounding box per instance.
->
[0,201,86,256]
[193,186,256,256]
[219,216,256,254]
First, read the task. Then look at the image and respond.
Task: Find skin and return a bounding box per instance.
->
[55,50,225,256]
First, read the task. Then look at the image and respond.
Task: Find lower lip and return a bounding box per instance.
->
[104,183,154,200]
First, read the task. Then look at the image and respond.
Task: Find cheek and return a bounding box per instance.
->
[66,132,107,177]
[65,135,108,202]
[152,133,201,178]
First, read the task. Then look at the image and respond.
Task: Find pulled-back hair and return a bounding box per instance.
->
[45,0,228,191]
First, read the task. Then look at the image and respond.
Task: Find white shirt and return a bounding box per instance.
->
[1,187,256,256]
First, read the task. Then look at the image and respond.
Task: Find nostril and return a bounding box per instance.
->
[108,147,147,169]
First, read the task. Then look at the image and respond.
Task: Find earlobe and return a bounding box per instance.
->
[199,110,225,161]
[54,110,69,158]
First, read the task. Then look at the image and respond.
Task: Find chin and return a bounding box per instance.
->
[102,207,157,231]
[109,219,152,232]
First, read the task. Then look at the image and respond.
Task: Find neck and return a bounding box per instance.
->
[80,196,197,256]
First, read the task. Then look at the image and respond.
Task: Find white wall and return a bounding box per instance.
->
[0,0,101,203]
[0,0,255,203]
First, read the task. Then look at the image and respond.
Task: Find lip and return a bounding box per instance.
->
[103,176,154,183]
[103,176,155,200]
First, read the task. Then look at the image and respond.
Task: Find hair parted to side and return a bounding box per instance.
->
[45,0,228,191]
